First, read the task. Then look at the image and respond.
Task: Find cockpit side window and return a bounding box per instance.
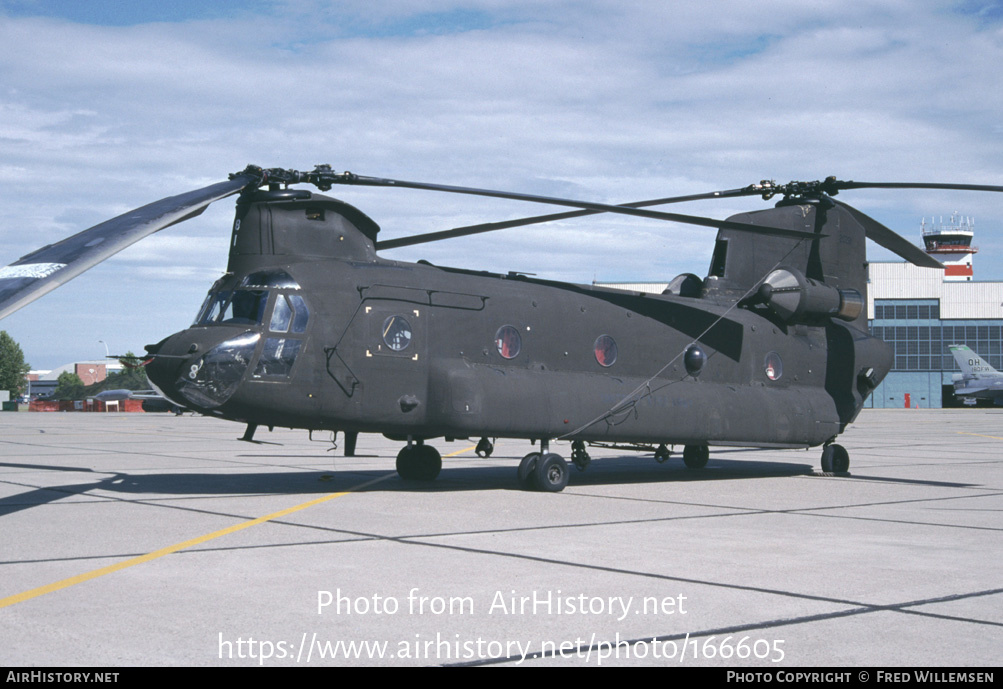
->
[252,292,311,378]
[269,294,292,332]
[253,338,302,378]
[194,293,213,325]
[289,295,309,333]
[195,291,231,326]
[267,294,309,334]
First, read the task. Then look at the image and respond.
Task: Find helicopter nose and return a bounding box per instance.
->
[146,327,260,410]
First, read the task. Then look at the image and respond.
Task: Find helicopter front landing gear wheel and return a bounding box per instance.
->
[820,443,849,473]
[682,444,709,469]
[534,453,570,492]
[654,443,671,463]
[517,452,541,490]
[475,437,494,457]
[396,443,442,481]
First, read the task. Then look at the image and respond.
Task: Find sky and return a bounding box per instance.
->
[1,0,1002,369]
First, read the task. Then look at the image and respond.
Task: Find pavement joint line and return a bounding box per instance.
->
[452,589,1003,667]
[0,444,477,609]
[0,472,394,610]
[386,532,1003,621]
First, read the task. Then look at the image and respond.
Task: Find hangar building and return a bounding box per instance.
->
[865,214,1002,408]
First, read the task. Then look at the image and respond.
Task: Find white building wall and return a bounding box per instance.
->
[867,262,1003,319]
[940,282,1003,319]
[866,263,943,317]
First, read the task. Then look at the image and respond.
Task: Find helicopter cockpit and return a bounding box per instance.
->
[172,269,312,409]
[193,270,305,327]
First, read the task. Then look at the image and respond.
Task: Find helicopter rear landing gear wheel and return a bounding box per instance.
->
[534,453,570,492]
[654,443,671,463]
[517,452,541,490]
[475,437,494,457]
[820,443,849,473]
[396,443,442,481]
[682,444,709,469]
[571,440,591,471]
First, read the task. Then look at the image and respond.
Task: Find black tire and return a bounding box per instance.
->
[821,444,849,473]
[682,444,709,469]
[534,453,569,492]
[396,446,418,480]
[397,445,441,481]
[517,452,541,490]
[415,444,442,480]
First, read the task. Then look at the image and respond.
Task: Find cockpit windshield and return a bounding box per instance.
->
[193,270,303,327]
[195,289,268,326]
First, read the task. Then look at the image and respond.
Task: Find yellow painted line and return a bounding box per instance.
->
[2,443,482,610]
[957,432,1003,441]
[0,473,393,610]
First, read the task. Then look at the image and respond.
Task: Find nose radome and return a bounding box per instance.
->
[146,327,260,410]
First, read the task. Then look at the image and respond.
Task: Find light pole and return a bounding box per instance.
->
[98,340,109,358]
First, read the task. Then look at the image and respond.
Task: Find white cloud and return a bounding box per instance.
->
[1,1,1001,366]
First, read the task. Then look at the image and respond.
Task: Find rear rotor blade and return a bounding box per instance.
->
[835,181,1003,194]
[303,171,817,241]
[377,187,756,250]
[0,173,259,320]
[830,199,945,270]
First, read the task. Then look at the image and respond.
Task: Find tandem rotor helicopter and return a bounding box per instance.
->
[2,165,1000,491]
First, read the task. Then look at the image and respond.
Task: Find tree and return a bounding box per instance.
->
[0,330,30,398]
[52,372,85,401]
[112,351,150,390]
[82,351,150,395]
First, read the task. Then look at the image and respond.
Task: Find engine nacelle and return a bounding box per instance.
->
[760,267,863,323]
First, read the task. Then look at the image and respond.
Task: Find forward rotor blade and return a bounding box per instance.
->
[377,187,755,250]
[830,199,944,270]
[328,173,819,240]
[0,173,259,320]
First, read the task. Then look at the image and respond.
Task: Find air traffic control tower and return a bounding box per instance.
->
[921,213,978,281]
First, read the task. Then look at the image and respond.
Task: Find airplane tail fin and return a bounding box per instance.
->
[949,344,999,378]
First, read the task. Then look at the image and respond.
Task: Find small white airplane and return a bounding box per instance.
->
[948,344,1003,405]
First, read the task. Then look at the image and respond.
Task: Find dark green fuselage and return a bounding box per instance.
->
[146,190,891,450]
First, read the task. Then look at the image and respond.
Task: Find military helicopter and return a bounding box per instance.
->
[2,165,1000,491]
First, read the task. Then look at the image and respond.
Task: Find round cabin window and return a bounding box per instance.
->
[594,334,617,367]
[383,315,412,351]
[495,325,522,359]
[765,352,783,381]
